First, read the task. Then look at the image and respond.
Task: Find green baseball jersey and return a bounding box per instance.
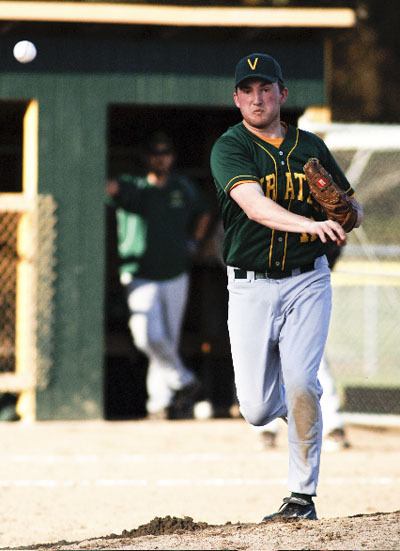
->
[210,122,353,272]
[108,173,208,281]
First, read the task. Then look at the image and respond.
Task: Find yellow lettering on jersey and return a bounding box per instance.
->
[284,173,295,200]
[300,232,318,243]
[247,57,259,71]
[300,217,318,243]
[265,174,276,200]
[294,173,307,201]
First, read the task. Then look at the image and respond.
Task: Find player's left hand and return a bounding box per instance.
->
[307,219,347,246]
[303,158,359,232]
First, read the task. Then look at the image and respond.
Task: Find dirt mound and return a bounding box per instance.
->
[108,515,211,538]
[28,510,400,550]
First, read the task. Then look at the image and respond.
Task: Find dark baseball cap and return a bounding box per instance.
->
[146,131,175,155]
[235,53,284,87]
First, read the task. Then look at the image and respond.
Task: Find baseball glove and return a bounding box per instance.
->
[303,158,358,232]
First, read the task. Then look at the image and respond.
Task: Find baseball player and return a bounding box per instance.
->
[210,53,363,520]
[107,132,210,419]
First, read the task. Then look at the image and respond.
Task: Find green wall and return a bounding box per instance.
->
[0,75,108,419]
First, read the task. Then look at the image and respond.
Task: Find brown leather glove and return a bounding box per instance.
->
[303,158,358,232]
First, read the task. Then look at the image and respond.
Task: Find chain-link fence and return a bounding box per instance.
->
[36,195,57,389]
[0,195,57,396]
[302,123,400,416]
[0,212,20,375]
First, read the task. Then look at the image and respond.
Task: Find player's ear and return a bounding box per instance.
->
[279,86,288,106]
[233,90,240,108]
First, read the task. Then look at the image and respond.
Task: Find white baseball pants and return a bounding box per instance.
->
[124,272,195,414]
[227,255,332,495]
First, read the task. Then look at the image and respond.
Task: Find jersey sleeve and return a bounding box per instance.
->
[210,136,261,195]
[108,174,146,213]
[316,138,354,196]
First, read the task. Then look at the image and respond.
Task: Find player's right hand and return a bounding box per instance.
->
[307,219,347,246]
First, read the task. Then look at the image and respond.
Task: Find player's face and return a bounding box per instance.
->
[147,149,175,175]
[233,79,288,131]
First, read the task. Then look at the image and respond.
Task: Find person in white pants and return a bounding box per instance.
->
[107,132,210,419]
[210,53,363,520]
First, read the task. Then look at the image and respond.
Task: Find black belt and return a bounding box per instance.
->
[234,261,316,281]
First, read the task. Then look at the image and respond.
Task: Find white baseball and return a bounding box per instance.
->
[13,41,37,63]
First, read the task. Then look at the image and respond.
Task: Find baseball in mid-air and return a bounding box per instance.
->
[13,40,37,63]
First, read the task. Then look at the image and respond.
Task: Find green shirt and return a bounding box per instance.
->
[109,173,207,281]
[210,123,353,272]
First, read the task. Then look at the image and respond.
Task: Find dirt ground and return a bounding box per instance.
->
[32,510,400,550]
[0,419,399,550]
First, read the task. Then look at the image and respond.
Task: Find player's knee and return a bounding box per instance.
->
[285,375,322,400]
[285,384,322,426]
[239,401,276,426]
[128,314,163,353]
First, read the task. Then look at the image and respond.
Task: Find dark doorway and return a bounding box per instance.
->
[0,101,25,193]
[104,103,302,420]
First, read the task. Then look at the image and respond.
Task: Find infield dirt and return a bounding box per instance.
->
[24,510,400,550]
[0,419,399,550]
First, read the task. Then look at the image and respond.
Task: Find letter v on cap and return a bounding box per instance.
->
[247,57,258,70]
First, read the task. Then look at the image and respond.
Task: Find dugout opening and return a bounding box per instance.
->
[104,104,302,420]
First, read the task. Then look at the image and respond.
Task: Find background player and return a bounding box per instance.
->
[106,132,210,419]
[210,53,363,520]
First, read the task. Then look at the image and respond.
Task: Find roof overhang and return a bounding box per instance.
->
[0,2,356,28]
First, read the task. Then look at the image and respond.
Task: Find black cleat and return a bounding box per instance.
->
[262,496,317,522]
[167,380,202,419]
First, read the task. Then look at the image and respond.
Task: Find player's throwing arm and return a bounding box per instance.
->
[230,182,347,245]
